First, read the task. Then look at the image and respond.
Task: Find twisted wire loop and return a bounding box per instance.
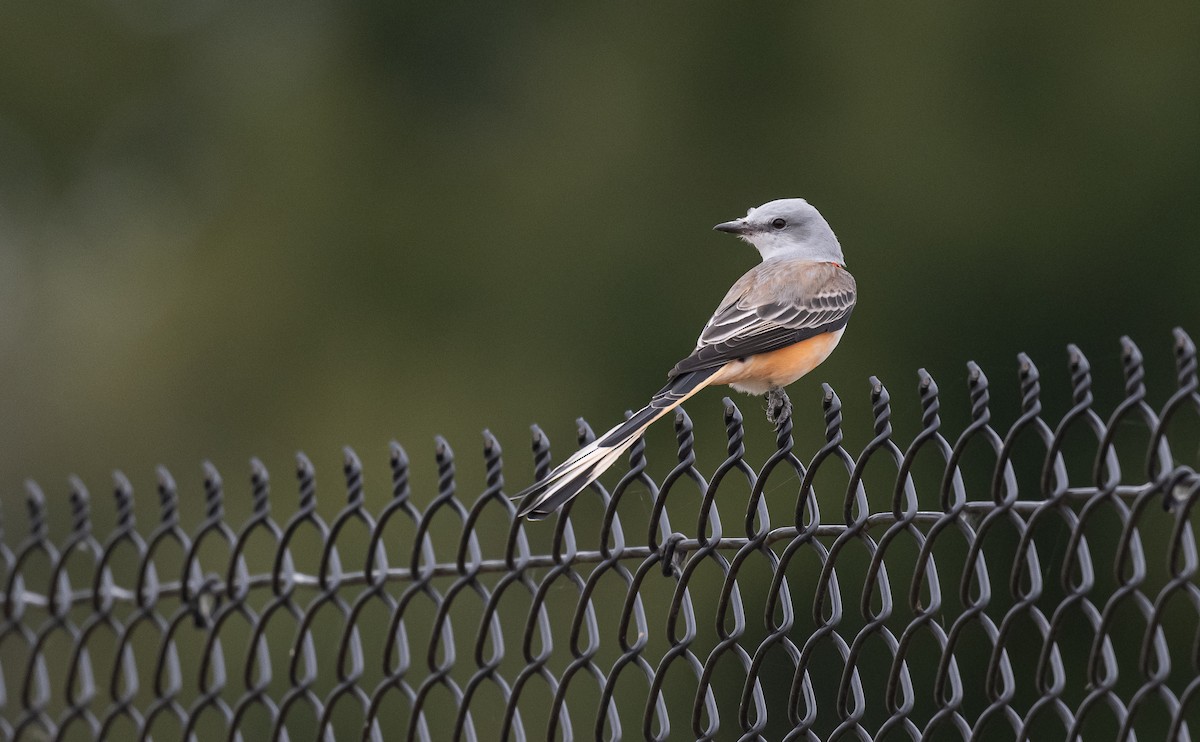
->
[3,331,1200,741]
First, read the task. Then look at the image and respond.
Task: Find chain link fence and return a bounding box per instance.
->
[2,330,1199,741]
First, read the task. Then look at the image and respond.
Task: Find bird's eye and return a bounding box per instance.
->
[771,218,786,229]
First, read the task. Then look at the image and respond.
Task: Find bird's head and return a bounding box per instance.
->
[714,197,844,265]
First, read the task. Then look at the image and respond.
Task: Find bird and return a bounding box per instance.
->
[515,198,856,520]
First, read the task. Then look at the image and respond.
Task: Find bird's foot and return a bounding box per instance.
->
[765,388,792,430]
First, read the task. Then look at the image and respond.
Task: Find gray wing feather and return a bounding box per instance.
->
[669,266,855,378]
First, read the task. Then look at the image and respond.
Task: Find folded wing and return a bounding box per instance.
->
[669,261,856,378]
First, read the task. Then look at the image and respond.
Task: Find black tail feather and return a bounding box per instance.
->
[514,367,721,519]
[519,463,603,520]
[595,370,715,447]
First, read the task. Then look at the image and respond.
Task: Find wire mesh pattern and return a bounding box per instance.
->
[2,330,1200,741]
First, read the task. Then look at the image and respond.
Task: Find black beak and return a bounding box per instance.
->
[713,219,751,235]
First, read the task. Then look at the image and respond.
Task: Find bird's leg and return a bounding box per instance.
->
[765,388,792,429]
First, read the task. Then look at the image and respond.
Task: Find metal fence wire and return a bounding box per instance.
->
[3,330,1200,742]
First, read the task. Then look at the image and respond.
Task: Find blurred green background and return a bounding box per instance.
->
[1,1,1199,739]
[2,0,1198,500]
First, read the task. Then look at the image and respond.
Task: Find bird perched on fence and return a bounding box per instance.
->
[516,198,856,520]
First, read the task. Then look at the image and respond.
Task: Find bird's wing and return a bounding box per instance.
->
[668,261,856,378]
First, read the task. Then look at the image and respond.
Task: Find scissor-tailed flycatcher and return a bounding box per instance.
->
[516,198,856,520]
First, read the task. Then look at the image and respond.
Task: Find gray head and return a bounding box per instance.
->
[713,198,844,264]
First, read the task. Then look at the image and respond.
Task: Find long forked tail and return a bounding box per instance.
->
[515,368,720,520]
